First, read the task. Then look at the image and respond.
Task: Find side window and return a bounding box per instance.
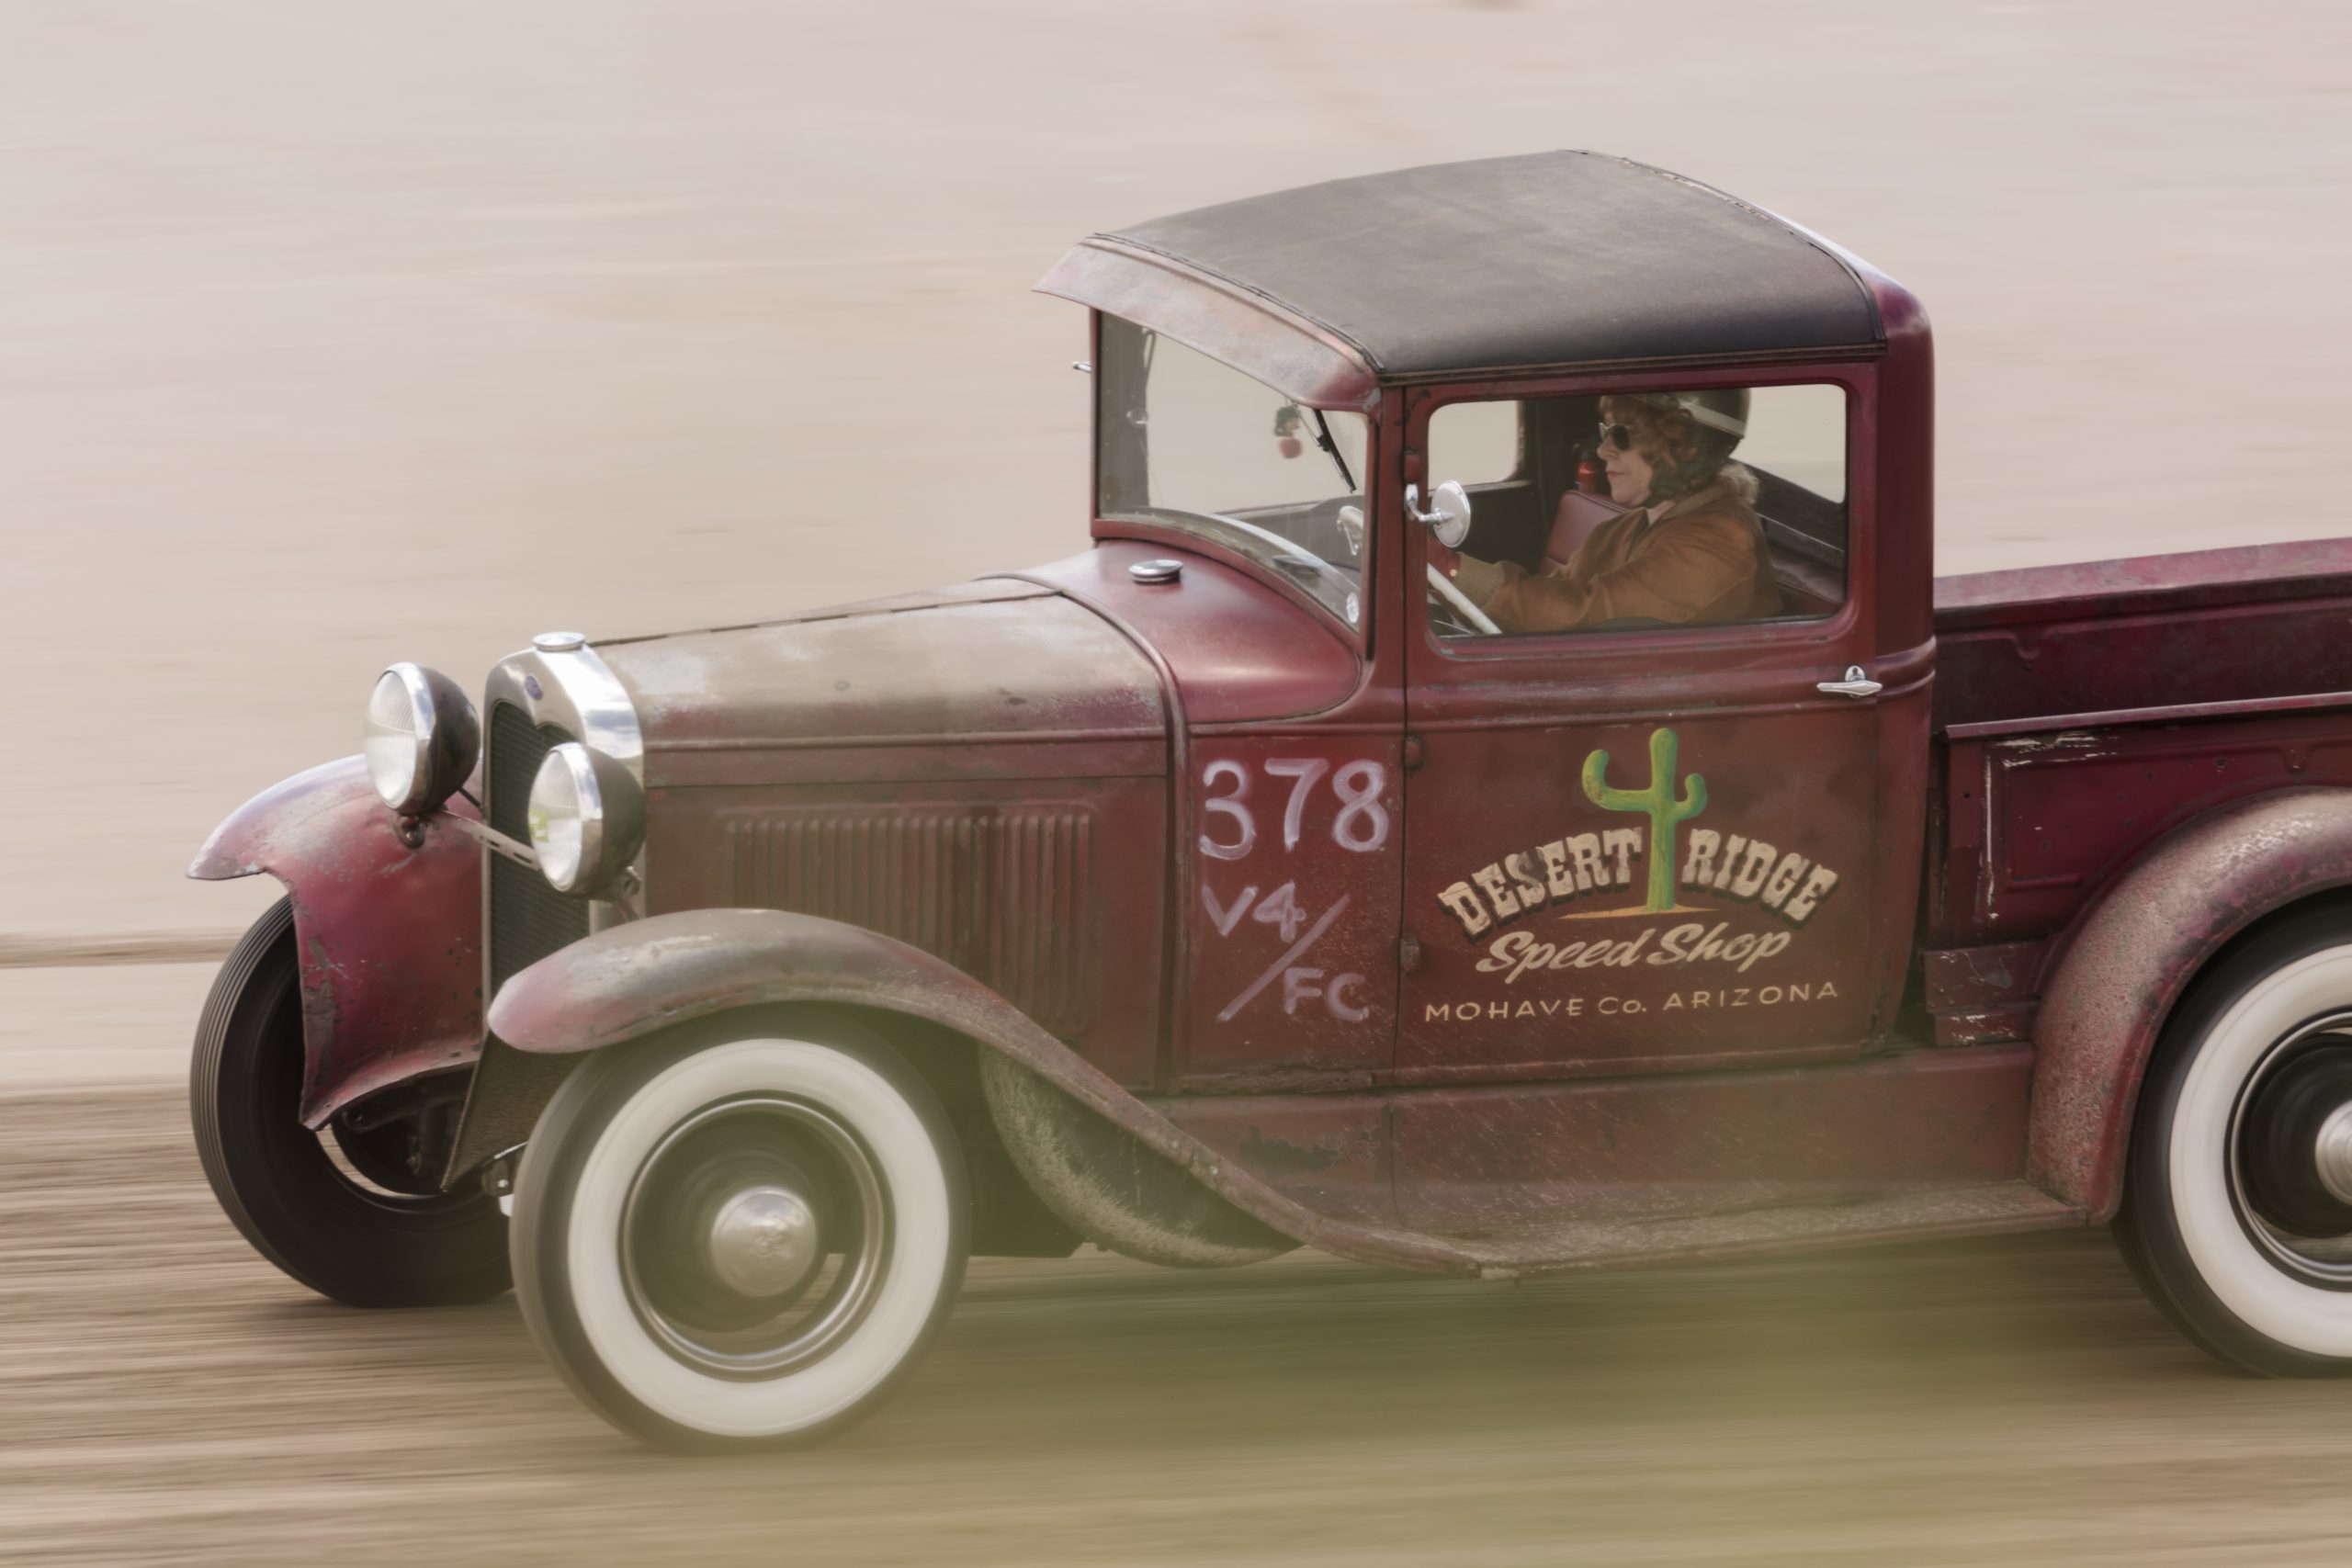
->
[1425,385,1849,638]
[1436,399,1522,486]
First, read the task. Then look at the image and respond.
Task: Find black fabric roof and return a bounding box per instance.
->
[1100,152,1882,379]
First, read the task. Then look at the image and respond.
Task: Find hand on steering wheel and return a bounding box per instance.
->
[1426,562,1502,637]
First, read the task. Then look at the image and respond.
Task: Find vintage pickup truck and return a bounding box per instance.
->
[189,152,2352,1450]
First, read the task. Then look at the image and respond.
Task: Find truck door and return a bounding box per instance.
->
[1396,377,1908,1080]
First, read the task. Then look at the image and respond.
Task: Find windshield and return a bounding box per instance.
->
[1096,316,1370,630]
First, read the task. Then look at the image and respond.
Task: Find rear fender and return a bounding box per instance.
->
[189,757,485,1126]
[487,908,1470,1274]
[2031,787,2352,1219]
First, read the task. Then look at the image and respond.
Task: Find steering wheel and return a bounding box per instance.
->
[1427,563,1502,637]
[1207,509,1348,581]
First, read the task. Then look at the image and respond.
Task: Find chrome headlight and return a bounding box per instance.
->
[528,741,646,897]
[362,662,480,815]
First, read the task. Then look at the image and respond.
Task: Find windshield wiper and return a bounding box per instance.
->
[1309,410,1355,491]
[1277,402,1355,492]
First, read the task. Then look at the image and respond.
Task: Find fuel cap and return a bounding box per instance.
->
[1128,559,1183,584]
[532,631,587,652]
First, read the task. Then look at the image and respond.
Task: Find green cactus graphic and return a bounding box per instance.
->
[1581,727,1707,913]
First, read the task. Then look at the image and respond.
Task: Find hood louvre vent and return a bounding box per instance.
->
[719,807,1097,1036]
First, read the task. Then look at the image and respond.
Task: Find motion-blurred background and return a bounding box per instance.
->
[5,3,2351,1561]
[12,0,2352,949]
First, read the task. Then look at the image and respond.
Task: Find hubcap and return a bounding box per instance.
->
[2229,1018,2352,1283]
[707,1184,821,1298]
[620,1095,891,1379]
[2315,1103,2352,1206]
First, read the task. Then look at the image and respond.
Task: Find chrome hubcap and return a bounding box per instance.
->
[620,1094,891,1379]
[2315,1103,2352,1207]
[2229,1016,2352,1284]
[707,1184,820,1298]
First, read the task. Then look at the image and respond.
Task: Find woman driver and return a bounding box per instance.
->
[1436,389,1781,634]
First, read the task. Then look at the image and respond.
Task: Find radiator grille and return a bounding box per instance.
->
[487,702,590,994]
[722,808,1096,1035]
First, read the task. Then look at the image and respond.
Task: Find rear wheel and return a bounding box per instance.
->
[2117,905,2352,1375]
[510,1025,967,1451]
[190,898,510,1307]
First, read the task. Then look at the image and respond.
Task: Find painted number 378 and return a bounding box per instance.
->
[1196,756,1392,1027]
[1198,758,1390,861]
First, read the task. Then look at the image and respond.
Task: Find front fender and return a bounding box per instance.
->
[190,757,485,1126]
[487,909,1471,1275]
[2031,786,2352,1219]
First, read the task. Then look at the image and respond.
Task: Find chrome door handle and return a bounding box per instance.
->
[1817,665,1882,699]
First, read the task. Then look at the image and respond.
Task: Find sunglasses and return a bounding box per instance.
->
[1596,421,1635,455]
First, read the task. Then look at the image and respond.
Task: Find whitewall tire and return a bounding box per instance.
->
[2118,905,2352,1375]
[511,1025,967,1450]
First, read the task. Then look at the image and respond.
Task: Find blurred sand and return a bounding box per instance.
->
[6,1085,2352,1567]
[5,0,2350,943]
[0,964,212,1082]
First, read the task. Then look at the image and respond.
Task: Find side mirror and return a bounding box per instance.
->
[1406,480,1475,549]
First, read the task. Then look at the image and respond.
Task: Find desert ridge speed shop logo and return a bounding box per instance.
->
[1434,728,1845,978]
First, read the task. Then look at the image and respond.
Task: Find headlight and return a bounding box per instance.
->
[362,662,480,815]
[528,741,646,897]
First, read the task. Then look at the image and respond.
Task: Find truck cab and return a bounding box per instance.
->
[1032,151,1959,1237]
[189,152,2352,1450]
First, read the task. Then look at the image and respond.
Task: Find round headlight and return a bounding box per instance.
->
[363,663,481,815]
[527,741,646,897]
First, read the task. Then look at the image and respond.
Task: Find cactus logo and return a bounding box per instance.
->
[1434,726,1843,943]
[1581,728,1704,915]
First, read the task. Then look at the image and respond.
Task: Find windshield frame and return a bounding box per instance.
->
[1091,312,1380,643]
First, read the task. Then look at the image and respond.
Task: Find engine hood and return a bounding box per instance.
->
[595,548,1363,787]
[597,579,1166,784]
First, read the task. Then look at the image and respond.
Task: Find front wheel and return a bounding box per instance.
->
[190,897,510,1307]
[510,1025,967,1451]
[2118,904,2352,1375]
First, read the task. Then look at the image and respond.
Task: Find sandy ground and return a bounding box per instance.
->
[6,1084,2351,1568]
[6,3,2352,1561]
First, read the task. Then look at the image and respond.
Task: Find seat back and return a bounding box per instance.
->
[1543,490,1625,572]
[1770,552,1844,618]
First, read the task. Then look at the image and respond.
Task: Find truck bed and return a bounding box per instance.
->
[1922,538,2352,1025]
[1934,537,2352,732]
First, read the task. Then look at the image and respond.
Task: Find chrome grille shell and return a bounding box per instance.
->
[481,638,644,998]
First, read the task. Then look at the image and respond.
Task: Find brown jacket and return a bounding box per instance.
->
[1455,477,1781,633]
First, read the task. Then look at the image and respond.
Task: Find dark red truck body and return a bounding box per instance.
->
[194,152,2352,1282]
[1931,540,2352,965]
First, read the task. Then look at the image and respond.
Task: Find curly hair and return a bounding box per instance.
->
[1600,393,1755,505]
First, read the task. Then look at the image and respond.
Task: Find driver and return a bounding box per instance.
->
[1433,389,1780,633]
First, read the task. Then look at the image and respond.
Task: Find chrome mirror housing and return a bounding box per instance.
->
[1405,480,1475,549]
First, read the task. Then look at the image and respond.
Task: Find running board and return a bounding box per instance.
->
[1442,1181,2086,1280]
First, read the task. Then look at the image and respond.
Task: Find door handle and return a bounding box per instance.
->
[1817,665,1882,700]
